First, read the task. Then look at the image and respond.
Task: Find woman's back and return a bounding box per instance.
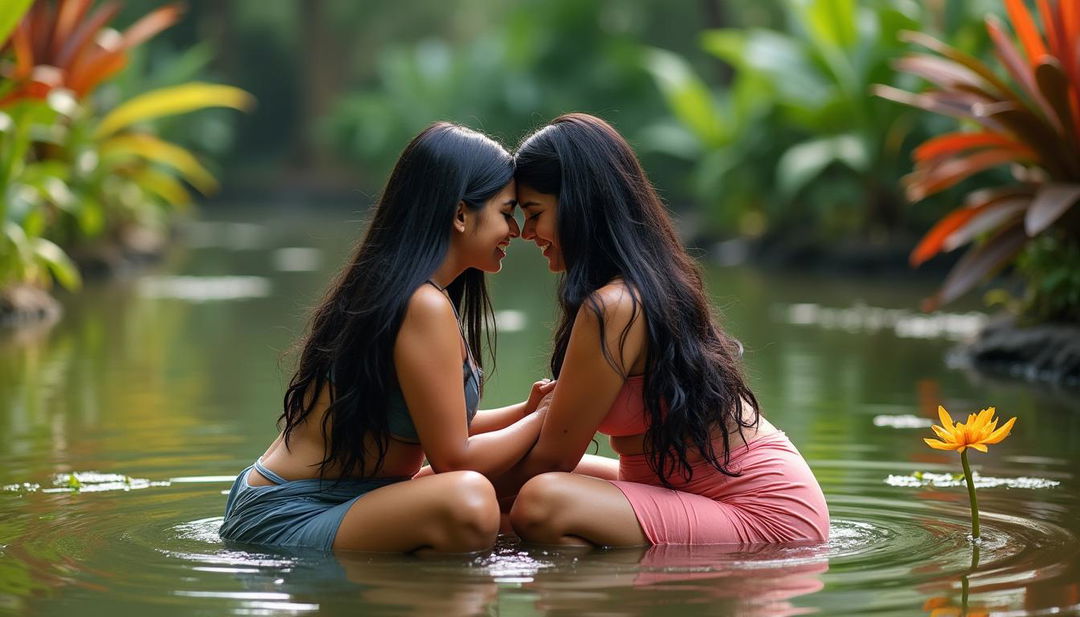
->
[254,384,427,484]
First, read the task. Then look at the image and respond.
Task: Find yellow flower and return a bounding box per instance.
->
[924,406,1016,453]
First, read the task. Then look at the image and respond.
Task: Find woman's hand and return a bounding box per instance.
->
[524,378,556,416]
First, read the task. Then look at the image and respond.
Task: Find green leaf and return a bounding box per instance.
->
[702,29,830,110]
[33,238,81,291]
[642,48,728,148]
[796,0,858,51]
[776,134,869,197]
[0,0,32,47]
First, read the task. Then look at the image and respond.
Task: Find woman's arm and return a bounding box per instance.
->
[496,284,645,493]
[395,286,547,478]
[468,379,555,435]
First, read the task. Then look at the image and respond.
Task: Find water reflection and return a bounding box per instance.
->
[202,540,828,617]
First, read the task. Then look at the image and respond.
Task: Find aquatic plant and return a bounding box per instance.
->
[924,406,1017,540]
[877,0,1080,315]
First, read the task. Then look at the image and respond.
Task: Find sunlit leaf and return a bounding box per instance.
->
[101,133,218,194]
[797,0,858,51]
[32,237,81,291]
[94,83,255,139]
[0,0,33,47]
[129,167,191,208]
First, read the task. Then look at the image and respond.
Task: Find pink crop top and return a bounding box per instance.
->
[598,375,650,437]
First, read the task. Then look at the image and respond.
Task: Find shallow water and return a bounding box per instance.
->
[1,206,1077,616]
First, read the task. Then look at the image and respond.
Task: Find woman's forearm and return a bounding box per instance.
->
[436,411,544,478]
[489,439,574,497]
[468,401,529,434]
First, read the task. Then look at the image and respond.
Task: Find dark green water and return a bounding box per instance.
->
[1,206,1077,616]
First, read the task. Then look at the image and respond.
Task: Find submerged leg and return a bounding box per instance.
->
[334,470,500,553]
[509,472,647,547]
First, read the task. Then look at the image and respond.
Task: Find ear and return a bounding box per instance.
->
[454,201,467,233]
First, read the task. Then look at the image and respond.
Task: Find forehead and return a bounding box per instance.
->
[516,185,556,207]
[491,181,516,206]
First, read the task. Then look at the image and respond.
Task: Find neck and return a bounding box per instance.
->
[429,256,463,290]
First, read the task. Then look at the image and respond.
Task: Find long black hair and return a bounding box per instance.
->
[515,113,759,486]
[281,122,513,478]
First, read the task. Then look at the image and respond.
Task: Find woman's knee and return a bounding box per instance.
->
[437,471,499,550]
[509,472,572,540]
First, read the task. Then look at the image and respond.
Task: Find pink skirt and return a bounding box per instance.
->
[609,431,829,545]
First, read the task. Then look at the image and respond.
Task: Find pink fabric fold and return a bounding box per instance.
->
[609,431,829,545]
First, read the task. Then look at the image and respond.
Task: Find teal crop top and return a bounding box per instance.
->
[385,359,480,443]
[329,281,480,444]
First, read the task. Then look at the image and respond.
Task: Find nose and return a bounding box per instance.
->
[508,217,520,239]
[521,218,535,241]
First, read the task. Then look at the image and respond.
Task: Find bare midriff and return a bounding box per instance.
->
[249,384,423,486]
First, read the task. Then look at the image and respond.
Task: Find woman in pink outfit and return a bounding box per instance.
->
[502,113,830,546]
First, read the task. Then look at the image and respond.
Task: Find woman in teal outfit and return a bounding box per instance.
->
[220,122,553,553]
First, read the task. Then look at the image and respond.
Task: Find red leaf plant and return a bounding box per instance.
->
[0,0,183,105]
[876,0,1080,311]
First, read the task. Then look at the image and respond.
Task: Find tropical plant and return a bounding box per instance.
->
[642,0,999,239]
[643,0,929,238]
[0,97,82,292]
[876,0,1080,315]
[0,0,252,308]
[0,0,183,104]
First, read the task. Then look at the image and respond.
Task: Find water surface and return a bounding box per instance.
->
[1,205,1076,616]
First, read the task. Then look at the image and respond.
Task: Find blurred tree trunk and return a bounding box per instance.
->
[701,0,732,84]
[296,0,344,173]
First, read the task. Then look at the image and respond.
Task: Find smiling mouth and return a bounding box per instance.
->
[537,242,551,254]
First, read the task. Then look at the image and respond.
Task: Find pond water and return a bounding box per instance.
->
[1,206,1077,617]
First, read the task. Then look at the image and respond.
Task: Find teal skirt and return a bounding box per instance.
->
[219,459,406,551]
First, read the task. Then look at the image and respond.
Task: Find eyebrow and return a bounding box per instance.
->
[520,201,541,208]
[502,199,517,208]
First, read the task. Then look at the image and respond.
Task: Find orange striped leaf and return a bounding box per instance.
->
[120,3,182,48]
[905,148,1027,201]
[1006,0,1049,66]
[50,0,93,59]
[911,206,987,266]
[914,132,1030,162]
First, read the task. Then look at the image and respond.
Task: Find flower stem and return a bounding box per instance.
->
[960,449,980,540]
